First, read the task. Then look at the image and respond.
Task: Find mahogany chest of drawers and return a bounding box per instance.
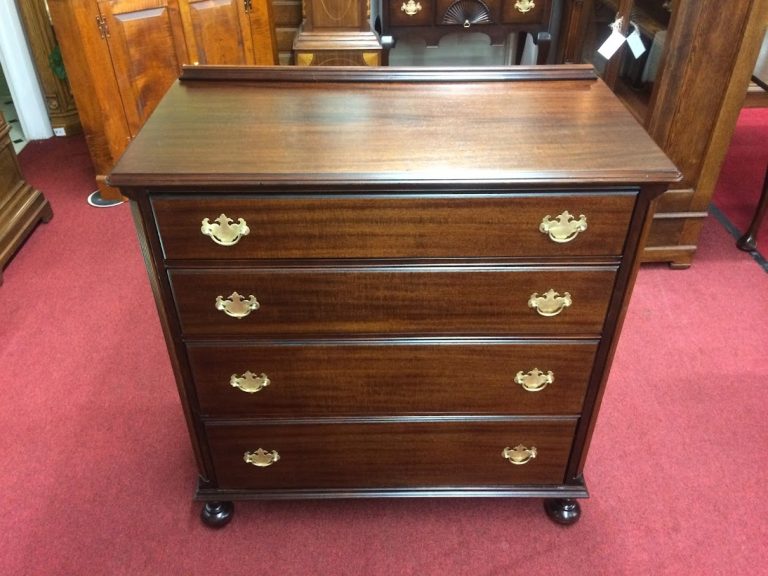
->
[109,65,679,527]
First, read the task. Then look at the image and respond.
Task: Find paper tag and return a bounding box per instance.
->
[597,28,626,60]
[626,24,647,58]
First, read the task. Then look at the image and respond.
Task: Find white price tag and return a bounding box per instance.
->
[626,24,647,58]
[597,28,626,60]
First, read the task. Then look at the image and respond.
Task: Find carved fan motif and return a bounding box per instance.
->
[441,0,492,25]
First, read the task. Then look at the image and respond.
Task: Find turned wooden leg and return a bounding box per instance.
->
[544,498,581,525]
[201,501,234,528]
[737,163,768,252]
[535,32,552,65]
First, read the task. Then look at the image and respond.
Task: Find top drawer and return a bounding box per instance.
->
[152,193,636,261]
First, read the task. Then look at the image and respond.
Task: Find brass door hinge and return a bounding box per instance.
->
[96,15,110,39]
[243,0,253,12]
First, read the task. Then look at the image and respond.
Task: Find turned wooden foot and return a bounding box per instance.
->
[201,501,234,528]
[544,498,581,525]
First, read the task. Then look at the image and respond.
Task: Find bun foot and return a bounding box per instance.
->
[544,498,581,525]
[201,501,234,528]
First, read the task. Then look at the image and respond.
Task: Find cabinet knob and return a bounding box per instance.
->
[502,444,537,465]
[243,449,280,467]
[514,368,553,392]
[201,213,250,246]
[230,371,271,393]
[215,292,260,319]
[514,0,535,13]
[539,210,588,243]
[528,289,572,317]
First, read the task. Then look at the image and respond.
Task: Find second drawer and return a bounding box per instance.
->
[169,266,617,337]
[189,340,597,416]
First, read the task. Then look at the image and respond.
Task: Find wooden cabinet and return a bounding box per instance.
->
[0,113,52,285]
[48,0,277,201]
[559,0,768,267]
[15,0,81,135]
[109,65,679,526]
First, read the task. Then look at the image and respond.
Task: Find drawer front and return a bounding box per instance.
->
[189,341,597,416]
[499,0,550,25]
[170,267,617,337]
[152,193,636,260]
[389,0,434,26]
[207,420,577,489]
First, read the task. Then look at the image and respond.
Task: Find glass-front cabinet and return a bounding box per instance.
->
[560,0,674,123]
[557,0,766,270]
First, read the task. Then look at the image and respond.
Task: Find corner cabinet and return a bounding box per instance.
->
[559,0,768,267]
[47,0,277,201]
[108,65,679,527]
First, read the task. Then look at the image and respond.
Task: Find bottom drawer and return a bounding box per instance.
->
[206,420,577,490]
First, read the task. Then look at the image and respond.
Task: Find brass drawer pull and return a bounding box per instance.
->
[502,444,537,465]
[539,210,588,243]
[201,213,250,246]
[243,448,280,467]
[515,368,553,392]
[231,371,270,393]
[401,0,422,15]
[514,0,535,13]
[215,292,260,319]
[528,289,572,317]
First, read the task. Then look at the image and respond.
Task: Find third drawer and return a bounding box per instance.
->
[188,341,597,416]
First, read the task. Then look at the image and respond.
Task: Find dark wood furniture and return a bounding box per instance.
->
[47,0,277,201]
[559,0,768,267]
[737,163,768,252]
[378,0,558,63]
[0,113,53,286]
[109,65,679,527]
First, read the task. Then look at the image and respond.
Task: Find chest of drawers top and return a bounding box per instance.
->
[109,65,679,192]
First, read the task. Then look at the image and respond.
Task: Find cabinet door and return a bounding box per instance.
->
[98,0,189,136]
[178,0,277,65]
[48,0,132,174]
[245,0,278,65]
[178,0,257,64]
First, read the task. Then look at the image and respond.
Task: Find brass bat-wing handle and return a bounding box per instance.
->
[244,449,280,467]
[514,368,554,392]
[514,0,535,13]
[528,289,572,317]
[230,371,271,393]
[539,211,587,243]
[201,213,250,246]
[502,444,537,465]
[215,292,260,319]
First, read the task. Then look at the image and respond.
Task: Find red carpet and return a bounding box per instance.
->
[1,131,766,575]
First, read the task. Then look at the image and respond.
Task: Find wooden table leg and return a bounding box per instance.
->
[737,163,768,252]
